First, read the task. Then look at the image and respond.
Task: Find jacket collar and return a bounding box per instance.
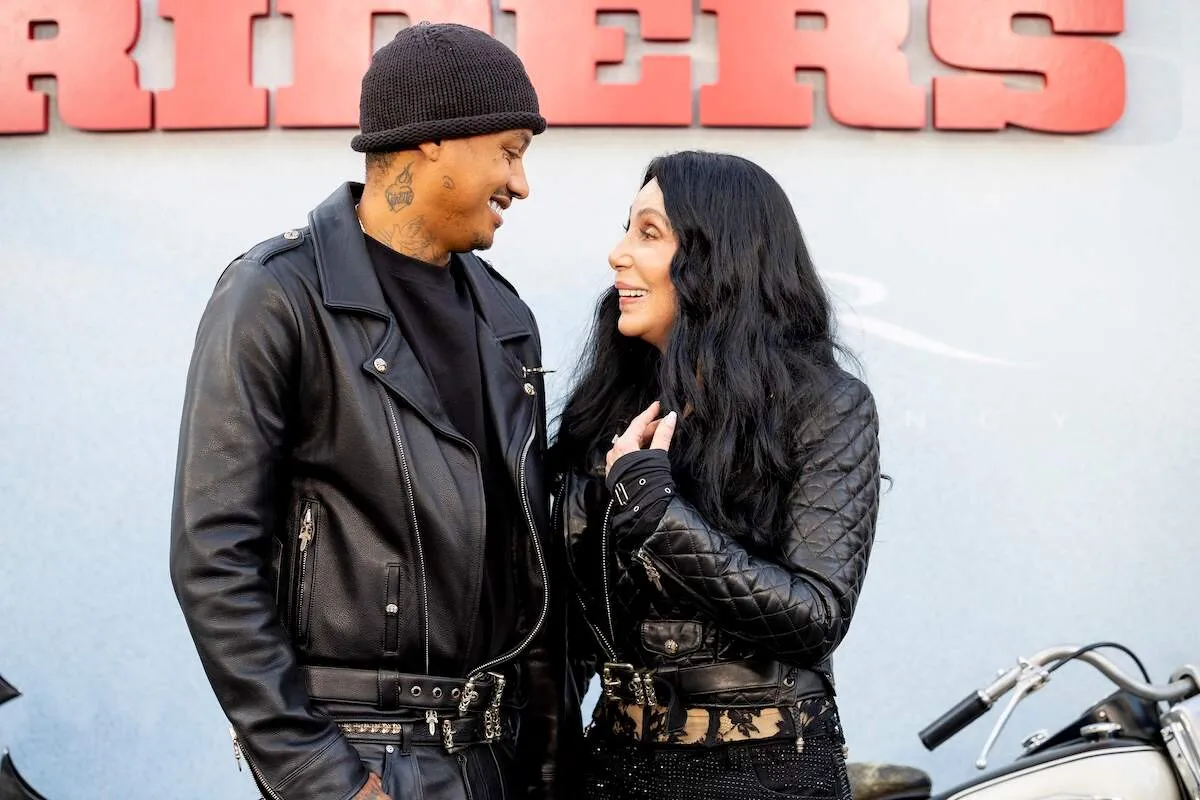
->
[308,182,531,342]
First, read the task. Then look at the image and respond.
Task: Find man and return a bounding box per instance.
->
[170,23,568,800]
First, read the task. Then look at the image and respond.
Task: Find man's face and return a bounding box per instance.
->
[427,129,533,253]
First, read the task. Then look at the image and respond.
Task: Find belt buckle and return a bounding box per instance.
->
[601,663,635,699]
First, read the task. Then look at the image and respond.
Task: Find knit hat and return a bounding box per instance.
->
[351,22,547,153]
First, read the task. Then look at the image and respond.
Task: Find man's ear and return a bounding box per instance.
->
[418,140,443,162]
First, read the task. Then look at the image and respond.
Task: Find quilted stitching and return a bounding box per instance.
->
[637,375,880,664]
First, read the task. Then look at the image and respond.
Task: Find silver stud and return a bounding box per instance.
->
[639,479,646,486]
[385,745,395,754]
[283,229,299,240]
[373,358,388,373]
[523,383,536,396]
[385,603,398,614]
[665,639,679,654]
[411,686,422,697]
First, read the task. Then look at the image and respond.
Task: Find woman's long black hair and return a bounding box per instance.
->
[551,151,851,550]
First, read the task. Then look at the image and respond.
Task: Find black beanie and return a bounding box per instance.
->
[351,22,547,153]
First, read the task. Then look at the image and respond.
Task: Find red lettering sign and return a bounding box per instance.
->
[700,0,926,129]
[930,0,1125,132]
[0,1,1127,135]
[0,0,151,133]
[156,0,269,130]
[501,0,692,126]
[275,0,492,128]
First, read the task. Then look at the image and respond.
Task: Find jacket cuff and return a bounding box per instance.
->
[266,736,369,800]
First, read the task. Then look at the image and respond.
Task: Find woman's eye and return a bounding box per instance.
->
[640,227,657,240]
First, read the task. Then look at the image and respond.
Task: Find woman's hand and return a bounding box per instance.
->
[605,401,678,476]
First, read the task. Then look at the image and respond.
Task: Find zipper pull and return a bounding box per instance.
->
[426,710,439,736]
[636,547,663,591]
[229,726,243,772]
[298,506,314,552]
[521,365,555,378]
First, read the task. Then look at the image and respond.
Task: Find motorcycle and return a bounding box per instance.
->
[849,641,1200,799]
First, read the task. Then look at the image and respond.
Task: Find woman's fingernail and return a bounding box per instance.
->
[666,411,678,422]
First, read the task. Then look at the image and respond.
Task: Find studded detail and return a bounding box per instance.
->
[523,383,536,396]
[665,639,679,654]
[283,229,299,240]
[373,358,388,373]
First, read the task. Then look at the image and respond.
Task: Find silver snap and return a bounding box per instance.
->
[385,744,395,753]
[373,358,388,373]
[411,686,422,697]
[385,603,398,614]
[664,639,679,654]
[432,687,443,699]
[783,675,795,687]
[283,229,299,240]
[523,383,536,396]
[639,479,646,486]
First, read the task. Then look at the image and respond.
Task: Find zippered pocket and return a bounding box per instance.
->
[293,498,321,644]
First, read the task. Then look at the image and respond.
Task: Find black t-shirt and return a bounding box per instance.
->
[365,236,514,662]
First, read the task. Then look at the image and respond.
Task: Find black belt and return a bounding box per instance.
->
[337,710,517,752]
[301,666,506,713]
[601,660,828,708]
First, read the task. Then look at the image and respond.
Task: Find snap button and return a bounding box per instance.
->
[783,675,796,687]
[664,639,679,655]
[373,358,388,373]
[385,603,398,614]
[411,686,422,697]
[385,745,395,754]
[432,687,443,699]
[283,229,299,240]
[523,383,536,396]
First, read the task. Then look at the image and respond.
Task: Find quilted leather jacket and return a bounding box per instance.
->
[557,371,880,712]
[170,183,565,800]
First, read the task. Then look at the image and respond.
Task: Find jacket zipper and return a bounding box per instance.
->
[466,418,549,678]
[600,499,616,646]
[231,727,284,800]
[296,502,315,638]
[634,547,663,592]
[383,396,431,672]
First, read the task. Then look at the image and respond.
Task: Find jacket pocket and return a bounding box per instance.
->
[640,619,704,659]
[384,563,401,656]
[293,498,322,645]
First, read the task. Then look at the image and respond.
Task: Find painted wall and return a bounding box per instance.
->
[1,1,1197,797]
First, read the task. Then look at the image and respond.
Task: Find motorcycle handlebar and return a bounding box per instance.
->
[919,691,991,750]
[920,644,1200,750]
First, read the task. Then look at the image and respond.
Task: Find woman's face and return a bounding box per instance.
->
[608,178,679,351]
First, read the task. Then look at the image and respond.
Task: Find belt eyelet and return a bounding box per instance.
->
[432,687,443,699]
[451,688,461,699]
[411,686,422,697]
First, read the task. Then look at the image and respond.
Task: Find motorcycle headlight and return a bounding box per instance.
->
[1163,696,1200,800]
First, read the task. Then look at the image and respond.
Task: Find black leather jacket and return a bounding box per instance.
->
[170,183,565,800]
[557,372,880,719]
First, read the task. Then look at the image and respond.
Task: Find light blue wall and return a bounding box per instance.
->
[1,2,1197,797]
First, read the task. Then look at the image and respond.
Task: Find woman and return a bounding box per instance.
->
[550,151,881,799]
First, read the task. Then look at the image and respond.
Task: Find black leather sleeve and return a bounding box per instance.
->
[169,258,368,800]
[637,376,880,664]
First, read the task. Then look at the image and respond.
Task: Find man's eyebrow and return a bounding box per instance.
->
[509,131,533,153]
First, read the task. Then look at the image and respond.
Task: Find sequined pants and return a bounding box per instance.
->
[581,733,853,800]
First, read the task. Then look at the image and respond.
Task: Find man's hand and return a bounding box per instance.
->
[352,773,392,800]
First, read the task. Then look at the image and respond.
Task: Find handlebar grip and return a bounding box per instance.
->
[919,692,990,750]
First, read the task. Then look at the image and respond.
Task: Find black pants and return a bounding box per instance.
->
[582,734,853,800]
[352,738,518,800]
[313,698,519,800]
